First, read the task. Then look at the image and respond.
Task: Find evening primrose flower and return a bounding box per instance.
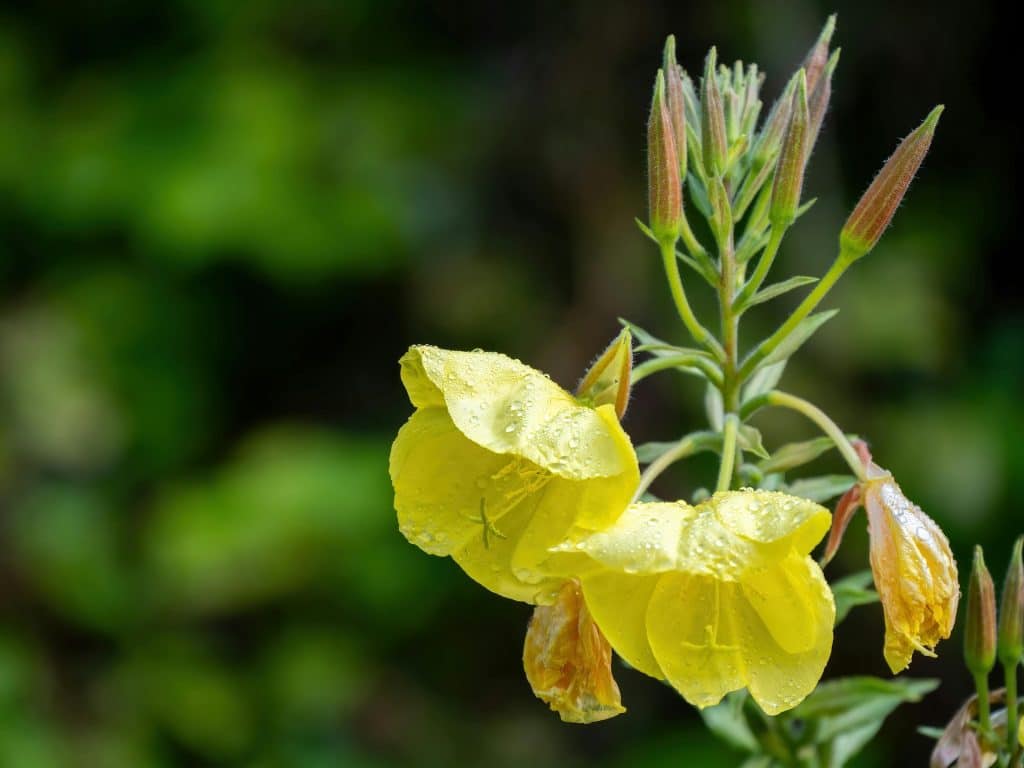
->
[561,490,834,715]
[862,461,959,673]
[523,579,625,723]
[389,345,640,604]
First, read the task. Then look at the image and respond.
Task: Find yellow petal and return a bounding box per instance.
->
[399,346,635,481]
[737,556,835,714]
[580,570,663,679]
[560,501,685,574]
[645,572,746,709]
[523,580,626,723]
[709,490,832,558]
[390,408,509,556]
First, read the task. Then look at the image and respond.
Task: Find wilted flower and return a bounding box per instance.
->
[390,345,640,604]
[523,579,625,723]
[862,461,959,673]
[559,490,834,715]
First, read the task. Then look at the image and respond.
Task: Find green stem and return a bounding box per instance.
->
[1007,661,1020,755]
[632,354,723,387]
[738,247,857,380]
[679,210,710,264]
[735,225,784,310]
[716,414,739,491]
[975,672,992,737]
[660,240,725,360]
[632,431,720,502]
[763,390,867,481]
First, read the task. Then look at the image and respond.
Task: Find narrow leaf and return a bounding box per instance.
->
[737,425,770,460]
[759,309,838,367]
[758,436,835,474]
[742,360,787,402]
[785,474,856,503]
[831,570,879,625]
[742,275,819,311]
[700,692,760,753]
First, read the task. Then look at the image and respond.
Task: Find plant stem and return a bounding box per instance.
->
[679,210,709,264]
[1007,661,1020,754]
[975,672,992,736]
[632,354,723,387]
[716,414,739,491]
[738,247,857,380]
[735,225,784,309]
[660,240,725,359]
[632,431,720,502]
[763,390,867,481]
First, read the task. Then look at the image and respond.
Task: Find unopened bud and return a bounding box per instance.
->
[964,546,997,676]
[751,72,798,168]
[840,105,943,260]
[647,69,683,244]
[577,329,633,419]
[998,536,1024,666]
[701,47,728,175]
[770,70,809,227]
[805,48,839,160]
[802,14,837,94]
[663,37,688,180]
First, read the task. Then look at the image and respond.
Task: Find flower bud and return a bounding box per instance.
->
[701,47,728,175]
[647,69,683,244]
[805,48,839,161]
[840,105,943,261]
[577,329,632,419]
[663,36,688,180]
[523,580,625,723]
[998,536,1024,666]
[964,546,997,676]
[751,72,798,168]
[770,70,809,228]
[802,14,837,94]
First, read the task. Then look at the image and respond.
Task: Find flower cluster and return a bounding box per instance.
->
[389,15,959,734]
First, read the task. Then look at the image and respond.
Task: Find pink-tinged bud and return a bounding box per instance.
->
[577,329,632,419]
[701,47,728,175]
[964,546,997,676]
[802,14,837,94]
[841,106,943,260]
[523,580,625,723]
[751,72,798,168]
[648,69,683,244]
[805,48,839,160]
[821,481,862,567]
[663,36,688,180]
[770,70,809,227]
[998,536,1024,666]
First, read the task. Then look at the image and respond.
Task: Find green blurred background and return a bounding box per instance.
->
[0,0,1020,765]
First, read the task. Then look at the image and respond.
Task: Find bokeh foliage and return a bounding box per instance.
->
[1,1,1021,766]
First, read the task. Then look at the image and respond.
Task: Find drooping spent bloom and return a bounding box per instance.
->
[523,579,625,723]
[390,344,640,604]
[862,460,959,673]
[559,490,834,715]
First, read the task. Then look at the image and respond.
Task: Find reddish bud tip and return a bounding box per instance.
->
[663,37,688,180]
[841,105,943,260]
[803,14,837,93]
[647,69,683,244]
[964,546,997,676]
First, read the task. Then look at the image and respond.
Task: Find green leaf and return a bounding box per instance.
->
[757,436,835,474]
[742,361,787,403]
[740,276,819,311]
[785,474,856,503]
[735,229,771,265]
[687,172,712,219]
[739,758,776,768]
[677,249,719,287]
[759,309,839,368]
[619,320,709,360]
[830,570,879,625]
[793,676,939,743]
[737,425,770,460]
[636,441,682,464]
[635,433,721,465]
[700,691,760,753]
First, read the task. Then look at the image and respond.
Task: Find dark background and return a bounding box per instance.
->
[1,1,1021,765]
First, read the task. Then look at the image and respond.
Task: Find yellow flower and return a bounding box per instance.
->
[562,490,834,715]
[389,345,640,604]
[862,462,959,673]
[523,579,625,723]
